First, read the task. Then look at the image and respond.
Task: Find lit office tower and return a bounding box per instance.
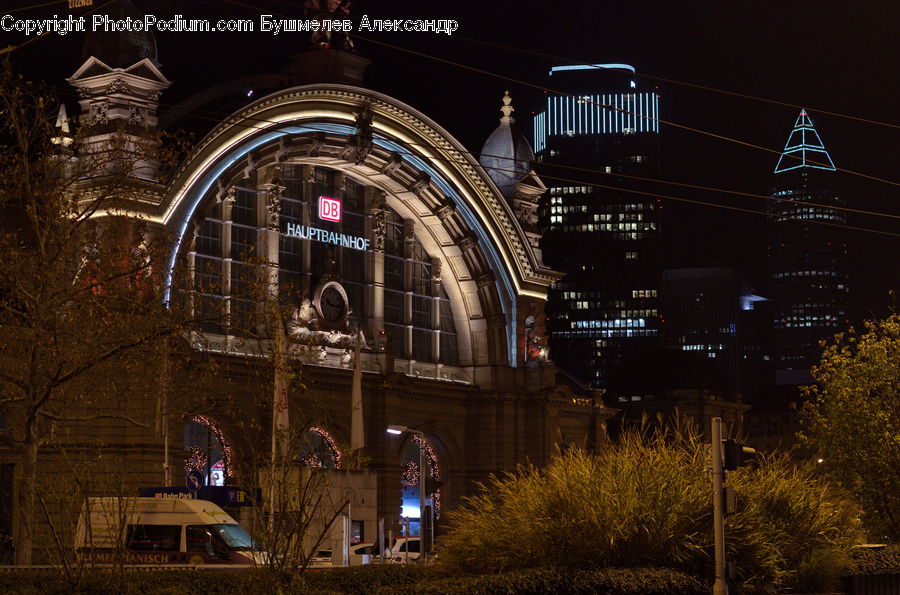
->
[534,64,662,388]
[768,109,848,385]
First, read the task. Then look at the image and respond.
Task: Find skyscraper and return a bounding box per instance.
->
[767,110,848,385]
[534,64,662,388]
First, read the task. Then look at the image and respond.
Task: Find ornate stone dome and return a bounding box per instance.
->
[81,0,158,68]
[479,91,535,194]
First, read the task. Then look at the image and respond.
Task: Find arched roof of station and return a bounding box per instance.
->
[159,84,560,366]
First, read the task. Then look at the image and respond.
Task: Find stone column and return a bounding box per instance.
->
[431,258,442,363]
[300,164,315,297]
[367,188,386,342]
[402,219,415,360]
[259,165,284,303]
[220,186,235,328]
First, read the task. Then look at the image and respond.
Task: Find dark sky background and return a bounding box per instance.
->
[6,0,899,321]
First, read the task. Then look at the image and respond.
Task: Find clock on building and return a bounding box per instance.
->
[314,281,349,324]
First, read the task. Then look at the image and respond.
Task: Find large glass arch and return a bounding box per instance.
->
[190,164,459,365]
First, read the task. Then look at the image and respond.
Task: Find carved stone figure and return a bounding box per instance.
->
[129,104,147,127]
[89,101,108,126]
[351,104,373,165]
[381,152,402,176]
[306,132,326,158]
[304,0,354,50]
[264,180,284,229]
[371,209,386,253]
[524,305,549,362]
[410,171,430,196]
[106,77,132,95]
[434,199,455,221]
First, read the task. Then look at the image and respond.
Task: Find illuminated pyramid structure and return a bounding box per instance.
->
[773,109,836,173]
[767,109,848,386]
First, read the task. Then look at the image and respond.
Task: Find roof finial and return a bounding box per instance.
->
[500,90,515,124]
[51,104,72,148]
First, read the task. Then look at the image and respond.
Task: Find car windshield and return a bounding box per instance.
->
[209,524,260,551]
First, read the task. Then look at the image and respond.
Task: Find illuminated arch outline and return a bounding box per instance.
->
[300,426,342,469]
[401,434,442,519]
[187,415,234,480]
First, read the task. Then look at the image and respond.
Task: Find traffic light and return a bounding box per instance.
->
[723,439,757,470]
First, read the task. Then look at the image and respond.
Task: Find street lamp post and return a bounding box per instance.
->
[387,424,427,562]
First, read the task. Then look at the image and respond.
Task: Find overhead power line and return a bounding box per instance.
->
[115,88,899,223]
[100,94,899,238]
[352,34,899,188]
[450,35,900,131]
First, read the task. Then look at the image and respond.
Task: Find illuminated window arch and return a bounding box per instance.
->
[400,435,442,521]
[297,427,342,469]
[183,415,233,487]
[191,165,459,365]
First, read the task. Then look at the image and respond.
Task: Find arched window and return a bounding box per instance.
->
[183,416,232,487]
[296,427,342,469]
[400,435,441,531]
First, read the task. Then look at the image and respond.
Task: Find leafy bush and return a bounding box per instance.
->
[393,566,707,595]
[298,563,426,593]
[0,570,250,595]
[0,566,705,595]
[850,545,900,575]
[439,423,862,593]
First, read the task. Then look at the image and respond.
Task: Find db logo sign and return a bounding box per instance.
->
[318,196,342,222]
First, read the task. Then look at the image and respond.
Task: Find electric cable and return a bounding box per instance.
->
[350,33,898,188]
[118,88,900,224]
[7,0,898,235]
[128,97,900,238]
[448,35,900,130]
[7,0,896,188]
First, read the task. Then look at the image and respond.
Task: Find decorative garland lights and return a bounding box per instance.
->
[303,426,342,469]
[187,415,233,481]
[410,434,442,519]
[184,445,207,473]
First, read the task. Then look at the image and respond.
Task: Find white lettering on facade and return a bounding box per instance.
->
[285,223,370,251]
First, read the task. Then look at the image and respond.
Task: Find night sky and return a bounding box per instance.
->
[6,0,898,321]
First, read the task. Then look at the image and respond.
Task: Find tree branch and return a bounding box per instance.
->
[39,412,149,428]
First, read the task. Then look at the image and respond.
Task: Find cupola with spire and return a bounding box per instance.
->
[479,91,536,198]
[480,91,548,261]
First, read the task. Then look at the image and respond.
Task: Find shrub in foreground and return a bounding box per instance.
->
[439,423,862,593]
[850,545,900,575]
[298,563,426,593]
[396,566,707,595]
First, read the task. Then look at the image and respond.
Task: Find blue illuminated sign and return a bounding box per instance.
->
[549,64,636,74]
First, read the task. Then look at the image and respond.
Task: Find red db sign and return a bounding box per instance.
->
[318,196,342,222]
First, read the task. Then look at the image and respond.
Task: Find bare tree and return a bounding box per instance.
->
[0,60,201,564]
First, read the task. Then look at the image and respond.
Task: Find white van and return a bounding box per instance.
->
[75,497,265,566]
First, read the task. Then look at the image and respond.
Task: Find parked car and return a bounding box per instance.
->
[388,536,420,562]
[307,548,333,568]
[349,541,382,565]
